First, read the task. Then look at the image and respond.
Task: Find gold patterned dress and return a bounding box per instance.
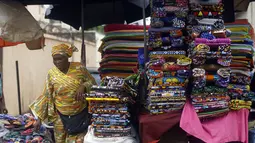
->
[29,62,97,143]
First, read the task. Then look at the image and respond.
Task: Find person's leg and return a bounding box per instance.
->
[54,116,67,143]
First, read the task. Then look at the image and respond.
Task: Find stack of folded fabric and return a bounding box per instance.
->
[146,0,190,114]
[98,24,149,79]
[0,113,52,143]
[187,0,231,118]
[86,76,135,138]
[225,19,255,110]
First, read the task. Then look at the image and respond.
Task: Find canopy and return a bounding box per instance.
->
[0,38,22,48]
[0,0,44,50]
[45,0,150,30]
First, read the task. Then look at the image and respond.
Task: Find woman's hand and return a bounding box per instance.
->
[75,84,86,101]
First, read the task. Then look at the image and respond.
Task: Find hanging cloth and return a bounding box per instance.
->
[180,101,249,143]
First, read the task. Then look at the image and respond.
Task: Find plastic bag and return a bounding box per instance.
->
[0,0,43,43]
[84,126,138,143]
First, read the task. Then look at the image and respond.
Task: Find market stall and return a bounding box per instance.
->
[139,0,255,143]
[1,0,255,142]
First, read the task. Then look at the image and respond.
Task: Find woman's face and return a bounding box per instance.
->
[53,54,69,71]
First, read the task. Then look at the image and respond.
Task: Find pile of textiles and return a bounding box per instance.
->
[146,0,190,114]
[225,19,255,110]
[187,0,231,118]
[0,113,52,143]
[86,76,136,139]
[98,24,149,79]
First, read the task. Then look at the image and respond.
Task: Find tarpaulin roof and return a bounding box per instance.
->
[16,0,255,5]
[0,38,22,48]
[16,0,125,5]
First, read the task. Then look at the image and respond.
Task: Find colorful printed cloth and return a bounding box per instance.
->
[0,113,53,143]
[225,20,255,108]
[86,77,134,138]
[29,62,96,143]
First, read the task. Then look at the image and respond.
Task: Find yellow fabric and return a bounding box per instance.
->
[227,27,249,33]
[52,44,78,57]
[29,62,96,143]
[30,62,96,122]
[86,97,119,101]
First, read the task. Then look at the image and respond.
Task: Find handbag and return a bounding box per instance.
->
[57,107,91,135]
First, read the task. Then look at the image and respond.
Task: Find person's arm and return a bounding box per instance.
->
[82,67,97,90]
[29,73,55,122]
[75,64,97,101]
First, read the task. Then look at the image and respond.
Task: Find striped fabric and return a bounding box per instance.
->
[99,24,147,78]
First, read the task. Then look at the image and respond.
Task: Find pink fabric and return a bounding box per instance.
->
[180,101,249,143]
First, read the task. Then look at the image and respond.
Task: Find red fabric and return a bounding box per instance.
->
[0,38,22,48]
[103,54,138,59]
[104,24,150,32]
[100,63,137,67]
[139,110,182,143]
[100,64,137,69]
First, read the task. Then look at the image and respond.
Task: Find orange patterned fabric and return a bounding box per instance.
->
[52,44,78,57]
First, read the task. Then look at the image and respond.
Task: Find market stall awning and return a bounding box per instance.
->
[16,0,121,5]
[0,0,44,50]
[0,38,23,48]
[45,0,150,30]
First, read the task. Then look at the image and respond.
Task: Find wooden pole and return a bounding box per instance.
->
[81,0,86,66]
[16,61,22,115]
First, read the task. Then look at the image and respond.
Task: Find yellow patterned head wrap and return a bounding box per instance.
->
[51,44,78,57]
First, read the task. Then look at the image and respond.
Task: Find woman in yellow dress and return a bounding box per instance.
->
[30,44,97,143]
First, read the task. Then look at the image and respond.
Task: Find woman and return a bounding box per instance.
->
[30,44,97,143]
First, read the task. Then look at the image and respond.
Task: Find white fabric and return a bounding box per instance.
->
[84,126,138,143]
[0,124,9,138]
[0,0,43,42]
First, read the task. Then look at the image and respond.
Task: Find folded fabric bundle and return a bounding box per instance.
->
[99,24,146,79]
[146,57,191,114]
[147,0,190,115]
[187,0,231,119]
[86,77,135,138]
[225,19,255,106]
[229,99,252,110]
